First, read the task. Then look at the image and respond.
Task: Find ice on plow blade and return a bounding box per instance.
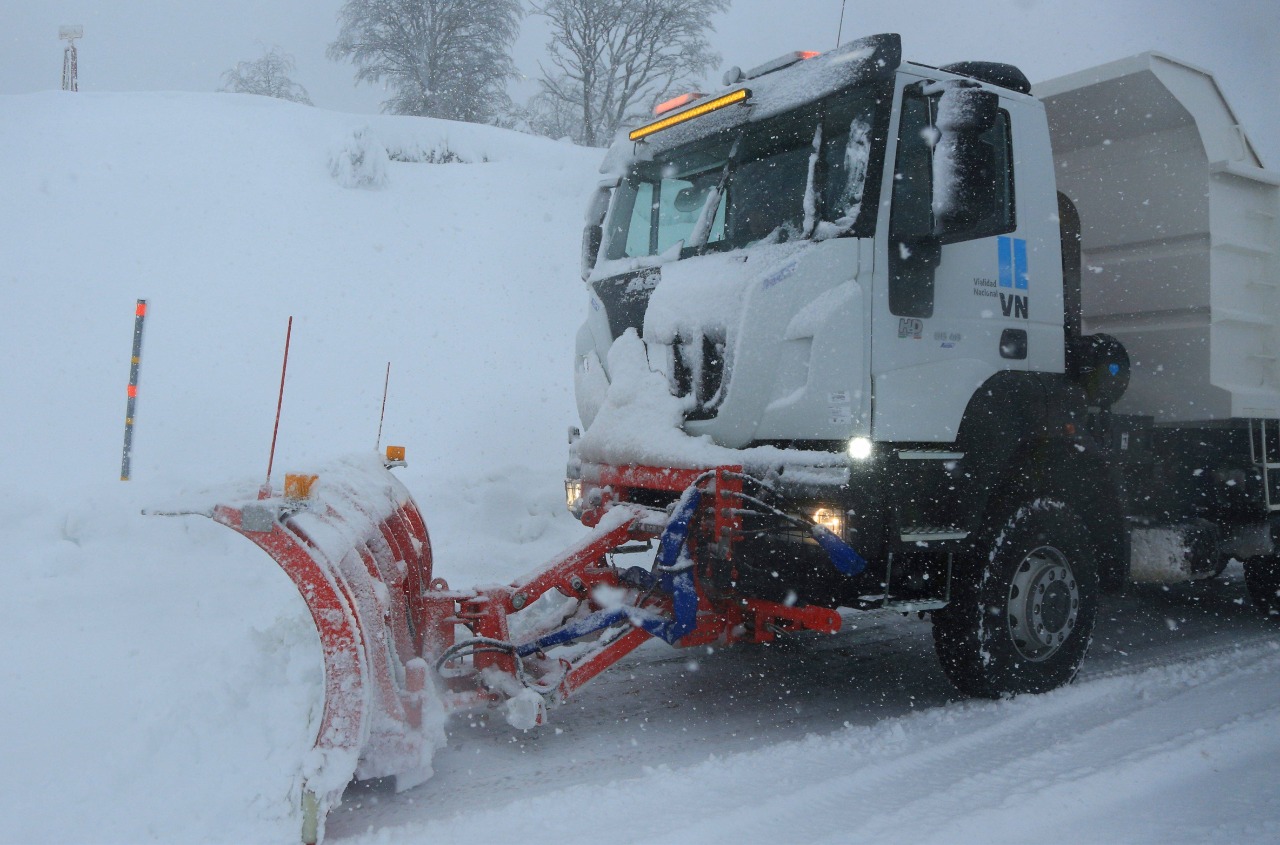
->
[200,453,444,844]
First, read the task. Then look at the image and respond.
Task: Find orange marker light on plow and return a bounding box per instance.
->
[284,474,318,500]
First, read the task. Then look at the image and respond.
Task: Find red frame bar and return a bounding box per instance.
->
[201,460,849,840]
[509,512,642,611]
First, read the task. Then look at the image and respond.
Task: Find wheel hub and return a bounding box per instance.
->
[1007,546,1080,662]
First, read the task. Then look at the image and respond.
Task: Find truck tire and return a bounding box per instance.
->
[932,499,1099,698]
[1244,555,1280,620]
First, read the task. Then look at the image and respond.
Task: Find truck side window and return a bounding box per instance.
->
[946,109,1015,241]
[656,176,725,254]
[888,84,1017,316]
[618,180,656,258]
[888,88,938,317]
[890,91,935,240]
[891,87,1016,245]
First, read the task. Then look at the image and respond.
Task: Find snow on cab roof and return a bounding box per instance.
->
[600,33,902,175]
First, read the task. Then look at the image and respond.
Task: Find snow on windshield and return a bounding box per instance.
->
[815,116,874,240]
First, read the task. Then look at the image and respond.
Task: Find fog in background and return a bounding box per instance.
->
[2,0,1276,164]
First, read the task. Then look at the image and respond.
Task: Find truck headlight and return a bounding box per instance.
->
[811,507,844,537]
[847,437,873,460]
[565,480,584,515]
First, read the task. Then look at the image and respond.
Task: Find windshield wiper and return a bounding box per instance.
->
[689,136,741,255]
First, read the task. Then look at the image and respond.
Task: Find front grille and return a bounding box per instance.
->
[622,487,680,511]
[670,333,726,421]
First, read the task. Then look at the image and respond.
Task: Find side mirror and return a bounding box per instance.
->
[581,184,613,279]
[932,87,1000,237]
[581,225,603,280]
[935,86,998,134]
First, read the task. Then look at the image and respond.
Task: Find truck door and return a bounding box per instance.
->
[870,74,1023,443]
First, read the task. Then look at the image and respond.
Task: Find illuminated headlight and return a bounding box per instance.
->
[565,479,584,515]
[847,436,873,460]
[811,507,844,537]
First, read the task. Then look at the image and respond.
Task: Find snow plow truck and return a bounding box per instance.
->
[186,33,1279,843]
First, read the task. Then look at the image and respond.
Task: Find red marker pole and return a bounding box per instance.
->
[375,362,390,451]
[120,299,147,480]
[261,316,293,499]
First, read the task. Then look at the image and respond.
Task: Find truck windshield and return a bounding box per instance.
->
[601,88,885,265]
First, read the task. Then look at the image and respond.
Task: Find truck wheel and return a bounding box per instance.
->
[1244,555,1280,620]
[932,499,1099,698]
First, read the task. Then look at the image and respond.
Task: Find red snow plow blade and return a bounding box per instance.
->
[187,455,857,843]
[205,455,438,843]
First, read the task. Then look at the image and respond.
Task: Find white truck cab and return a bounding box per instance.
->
[567,34,1280,697]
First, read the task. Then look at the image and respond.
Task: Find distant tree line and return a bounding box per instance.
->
[220,46,313,105]
[221,0,731,146]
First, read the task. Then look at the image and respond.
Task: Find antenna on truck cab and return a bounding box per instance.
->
[836,0,848,48]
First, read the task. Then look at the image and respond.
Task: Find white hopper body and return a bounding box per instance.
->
[1035,53,1280,423]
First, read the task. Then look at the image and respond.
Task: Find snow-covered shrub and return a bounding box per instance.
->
[328,127,389,189]
[386,141,465,163]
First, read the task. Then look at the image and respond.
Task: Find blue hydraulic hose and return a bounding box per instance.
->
[512,480,867,658]
[515,487,705,656]
[810,524,868,576]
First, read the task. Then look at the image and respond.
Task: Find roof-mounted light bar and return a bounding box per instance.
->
[629,88,751,142]
[654,91,705,116]
[745,50,821,81]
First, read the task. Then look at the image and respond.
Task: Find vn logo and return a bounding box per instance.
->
[998,236,1029,319]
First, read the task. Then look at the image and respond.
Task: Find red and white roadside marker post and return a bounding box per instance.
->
[120,299,147,480]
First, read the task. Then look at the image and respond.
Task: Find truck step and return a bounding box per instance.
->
[882,597,949,613]
[896,449,965,461]
[1248,417,1280,511]
[900,526,970,542]
[1215,239,1276,258]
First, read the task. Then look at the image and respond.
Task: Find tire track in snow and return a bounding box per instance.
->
[332,594,1280,845]
[623,640,1280,845]
[820,642,1280,844]
[334,624,1280,844]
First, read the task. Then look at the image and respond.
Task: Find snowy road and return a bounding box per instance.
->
[327,567,1280,844]
[6,92,1279,844]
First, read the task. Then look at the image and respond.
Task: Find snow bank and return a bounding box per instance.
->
[0,478,322,842]
[0,90,599,842]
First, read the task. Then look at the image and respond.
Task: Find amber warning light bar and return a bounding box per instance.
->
[629,88,751,142]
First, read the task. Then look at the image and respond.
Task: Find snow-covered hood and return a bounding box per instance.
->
[644,242,807,343]
[577,237,871,460]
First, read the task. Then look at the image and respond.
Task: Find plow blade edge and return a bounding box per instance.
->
[206,455,440,843]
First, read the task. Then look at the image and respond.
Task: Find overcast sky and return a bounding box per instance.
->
[2,0,1277,163]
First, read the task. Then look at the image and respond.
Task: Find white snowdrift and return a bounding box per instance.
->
[0,91,599,843]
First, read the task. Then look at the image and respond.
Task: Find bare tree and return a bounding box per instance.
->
[220,46,313,105]
[327,0,521,123]
[518,90,582,141]
[530,0,730,147]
